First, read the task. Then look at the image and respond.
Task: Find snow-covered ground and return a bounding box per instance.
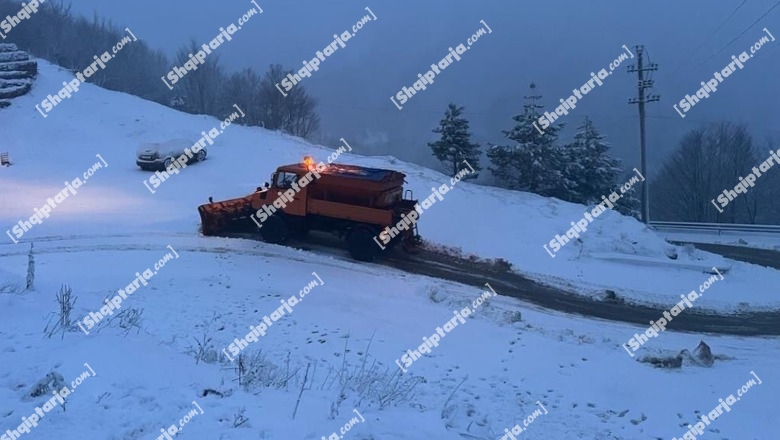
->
[0,235,777,439]
[0,60,778,439]
[1,60,779,312]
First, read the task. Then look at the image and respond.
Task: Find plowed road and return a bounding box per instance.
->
[294,233,780,336]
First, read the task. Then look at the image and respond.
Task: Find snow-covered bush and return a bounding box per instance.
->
[238,350,289,390]
[232,407,249,428]
[111,308,144,335]
[328,335,426,417]
[43,285,77,339]
[428,284,445,303]
[27,371,66,399]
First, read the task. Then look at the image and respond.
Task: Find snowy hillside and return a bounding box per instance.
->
[1,60,779,311]
[0,59,778,440]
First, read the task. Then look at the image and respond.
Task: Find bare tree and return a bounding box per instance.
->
[651,122,759,223]
[0,0,73,62]
[219,68,262,126]
[284,87,320,139]
[0,0,172,105]
[259,64,290,130]
[259,64,320,139]
[172,40,224,116]
[751,137,780,224]
[0,2,321,138]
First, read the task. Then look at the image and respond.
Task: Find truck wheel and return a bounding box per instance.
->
[347,227,379,262]
[259,215,289,244]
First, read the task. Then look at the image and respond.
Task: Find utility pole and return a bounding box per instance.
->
[526,82,542,112]
[627,45,660,224]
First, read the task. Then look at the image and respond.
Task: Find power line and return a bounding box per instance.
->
[750,36,780,61]
[674,0,748,74]
[644,47,657,81]
[695,0,780,67]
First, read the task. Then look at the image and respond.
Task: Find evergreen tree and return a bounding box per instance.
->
[614,184,642,219]
[563,116,623,204]
[428,103,481,178]
[487,83,573,198]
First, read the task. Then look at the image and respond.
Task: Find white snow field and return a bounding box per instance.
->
[0,60,778,439]
[0,235,778,440]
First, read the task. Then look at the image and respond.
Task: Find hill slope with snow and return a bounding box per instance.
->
[1,59,779,312]
[0,59,778,440]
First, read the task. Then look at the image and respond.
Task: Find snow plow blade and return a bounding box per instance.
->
[197,194,257,236]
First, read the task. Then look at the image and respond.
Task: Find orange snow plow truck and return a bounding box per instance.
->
[197,156,422,261]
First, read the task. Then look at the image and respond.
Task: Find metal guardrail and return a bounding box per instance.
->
[648,221,780,234]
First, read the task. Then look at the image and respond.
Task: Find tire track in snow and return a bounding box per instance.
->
[1,232,778,336]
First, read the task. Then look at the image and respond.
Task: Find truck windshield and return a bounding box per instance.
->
[275,172,298,189]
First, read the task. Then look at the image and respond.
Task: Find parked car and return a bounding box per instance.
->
[136,139,207,171]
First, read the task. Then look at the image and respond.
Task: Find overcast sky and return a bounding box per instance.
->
[68,0,780,175]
